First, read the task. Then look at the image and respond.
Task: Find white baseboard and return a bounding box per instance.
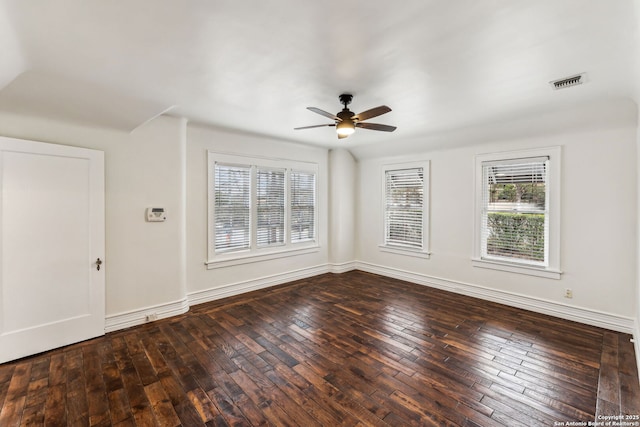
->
[105,261,637,345]
[105,264,340,333]
[356,261,636,334]
[328,261,358,274]
[105,297,190,333]
[188,264,330,307]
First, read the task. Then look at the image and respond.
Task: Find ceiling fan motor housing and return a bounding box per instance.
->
[337,109,354,122]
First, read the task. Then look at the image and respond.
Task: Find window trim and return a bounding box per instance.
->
[207,152,319,269]
[379,160,431,258]
[472,147,562,279]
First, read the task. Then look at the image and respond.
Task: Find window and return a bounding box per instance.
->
[481,158,547,264]
[214,165,250,252]
[256,168,285,247]
[208,153,318,267]
[380,162,430,258]
[290,171,316,243]
[473,147,561,279]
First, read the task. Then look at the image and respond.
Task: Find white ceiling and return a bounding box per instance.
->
[0,1,638,156]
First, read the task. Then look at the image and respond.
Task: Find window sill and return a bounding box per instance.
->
[379,244,431,259]
[472,258,562,279]
[206,244,320,269]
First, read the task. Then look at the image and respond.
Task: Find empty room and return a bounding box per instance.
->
[0,1,640,426]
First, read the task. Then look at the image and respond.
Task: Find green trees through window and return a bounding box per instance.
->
[482,159,548,265]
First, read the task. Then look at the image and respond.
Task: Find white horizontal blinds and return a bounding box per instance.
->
[256,168,285,247]
[214,164,251,252]
[481,157,548,265]
[385,167,424,249]
[290,171,316,243]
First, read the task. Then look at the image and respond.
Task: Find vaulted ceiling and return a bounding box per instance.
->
[0,1,638,156]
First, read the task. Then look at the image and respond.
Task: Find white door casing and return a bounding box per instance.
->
[0,136,105,364]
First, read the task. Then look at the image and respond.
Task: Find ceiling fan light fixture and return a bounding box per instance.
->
[336,120,355,136]
[294,94,395,138]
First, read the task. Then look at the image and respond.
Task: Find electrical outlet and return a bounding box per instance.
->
[564,288,573,299]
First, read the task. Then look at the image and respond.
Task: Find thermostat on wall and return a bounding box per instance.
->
[146,207,166,222]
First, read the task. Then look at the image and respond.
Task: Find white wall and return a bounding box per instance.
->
[356,100,638,330]
[328,148,356,268]
[0,112,331,330]
[1,97,638,343]
[636,105,640,368]
[0,112,188,324]
[185,124,330,301]
[0,113,332,329]
[0,2,24,89]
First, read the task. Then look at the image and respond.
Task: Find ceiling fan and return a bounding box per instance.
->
[294,94,396,139]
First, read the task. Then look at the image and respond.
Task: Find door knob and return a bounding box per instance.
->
[96,258,103,271]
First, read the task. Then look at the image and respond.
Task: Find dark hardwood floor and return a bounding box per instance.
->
[1,271,639,426]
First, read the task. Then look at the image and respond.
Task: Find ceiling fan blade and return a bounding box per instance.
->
[294,124,335,130]
[307,107,340,121]
[353,105,391,121]
[356,122,397,132]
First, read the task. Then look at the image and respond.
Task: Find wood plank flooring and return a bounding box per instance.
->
[0,271,639,426]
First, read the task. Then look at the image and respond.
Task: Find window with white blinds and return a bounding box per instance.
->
[480,157,548,265]
[291,171,315,243]
[214,164,251,252]
[473,147,561,279]
[384,167,424,249]
[209,153,318,263]
[256,168,285,247]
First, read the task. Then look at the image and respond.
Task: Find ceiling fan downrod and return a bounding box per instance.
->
[339,93,353,108]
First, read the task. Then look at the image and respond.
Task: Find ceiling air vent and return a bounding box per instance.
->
[550,73,586,90]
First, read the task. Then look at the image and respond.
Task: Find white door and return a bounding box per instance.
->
[0,136,105,364]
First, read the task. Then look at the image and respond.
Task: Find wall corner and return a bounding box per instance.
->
[328,148,357,267]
